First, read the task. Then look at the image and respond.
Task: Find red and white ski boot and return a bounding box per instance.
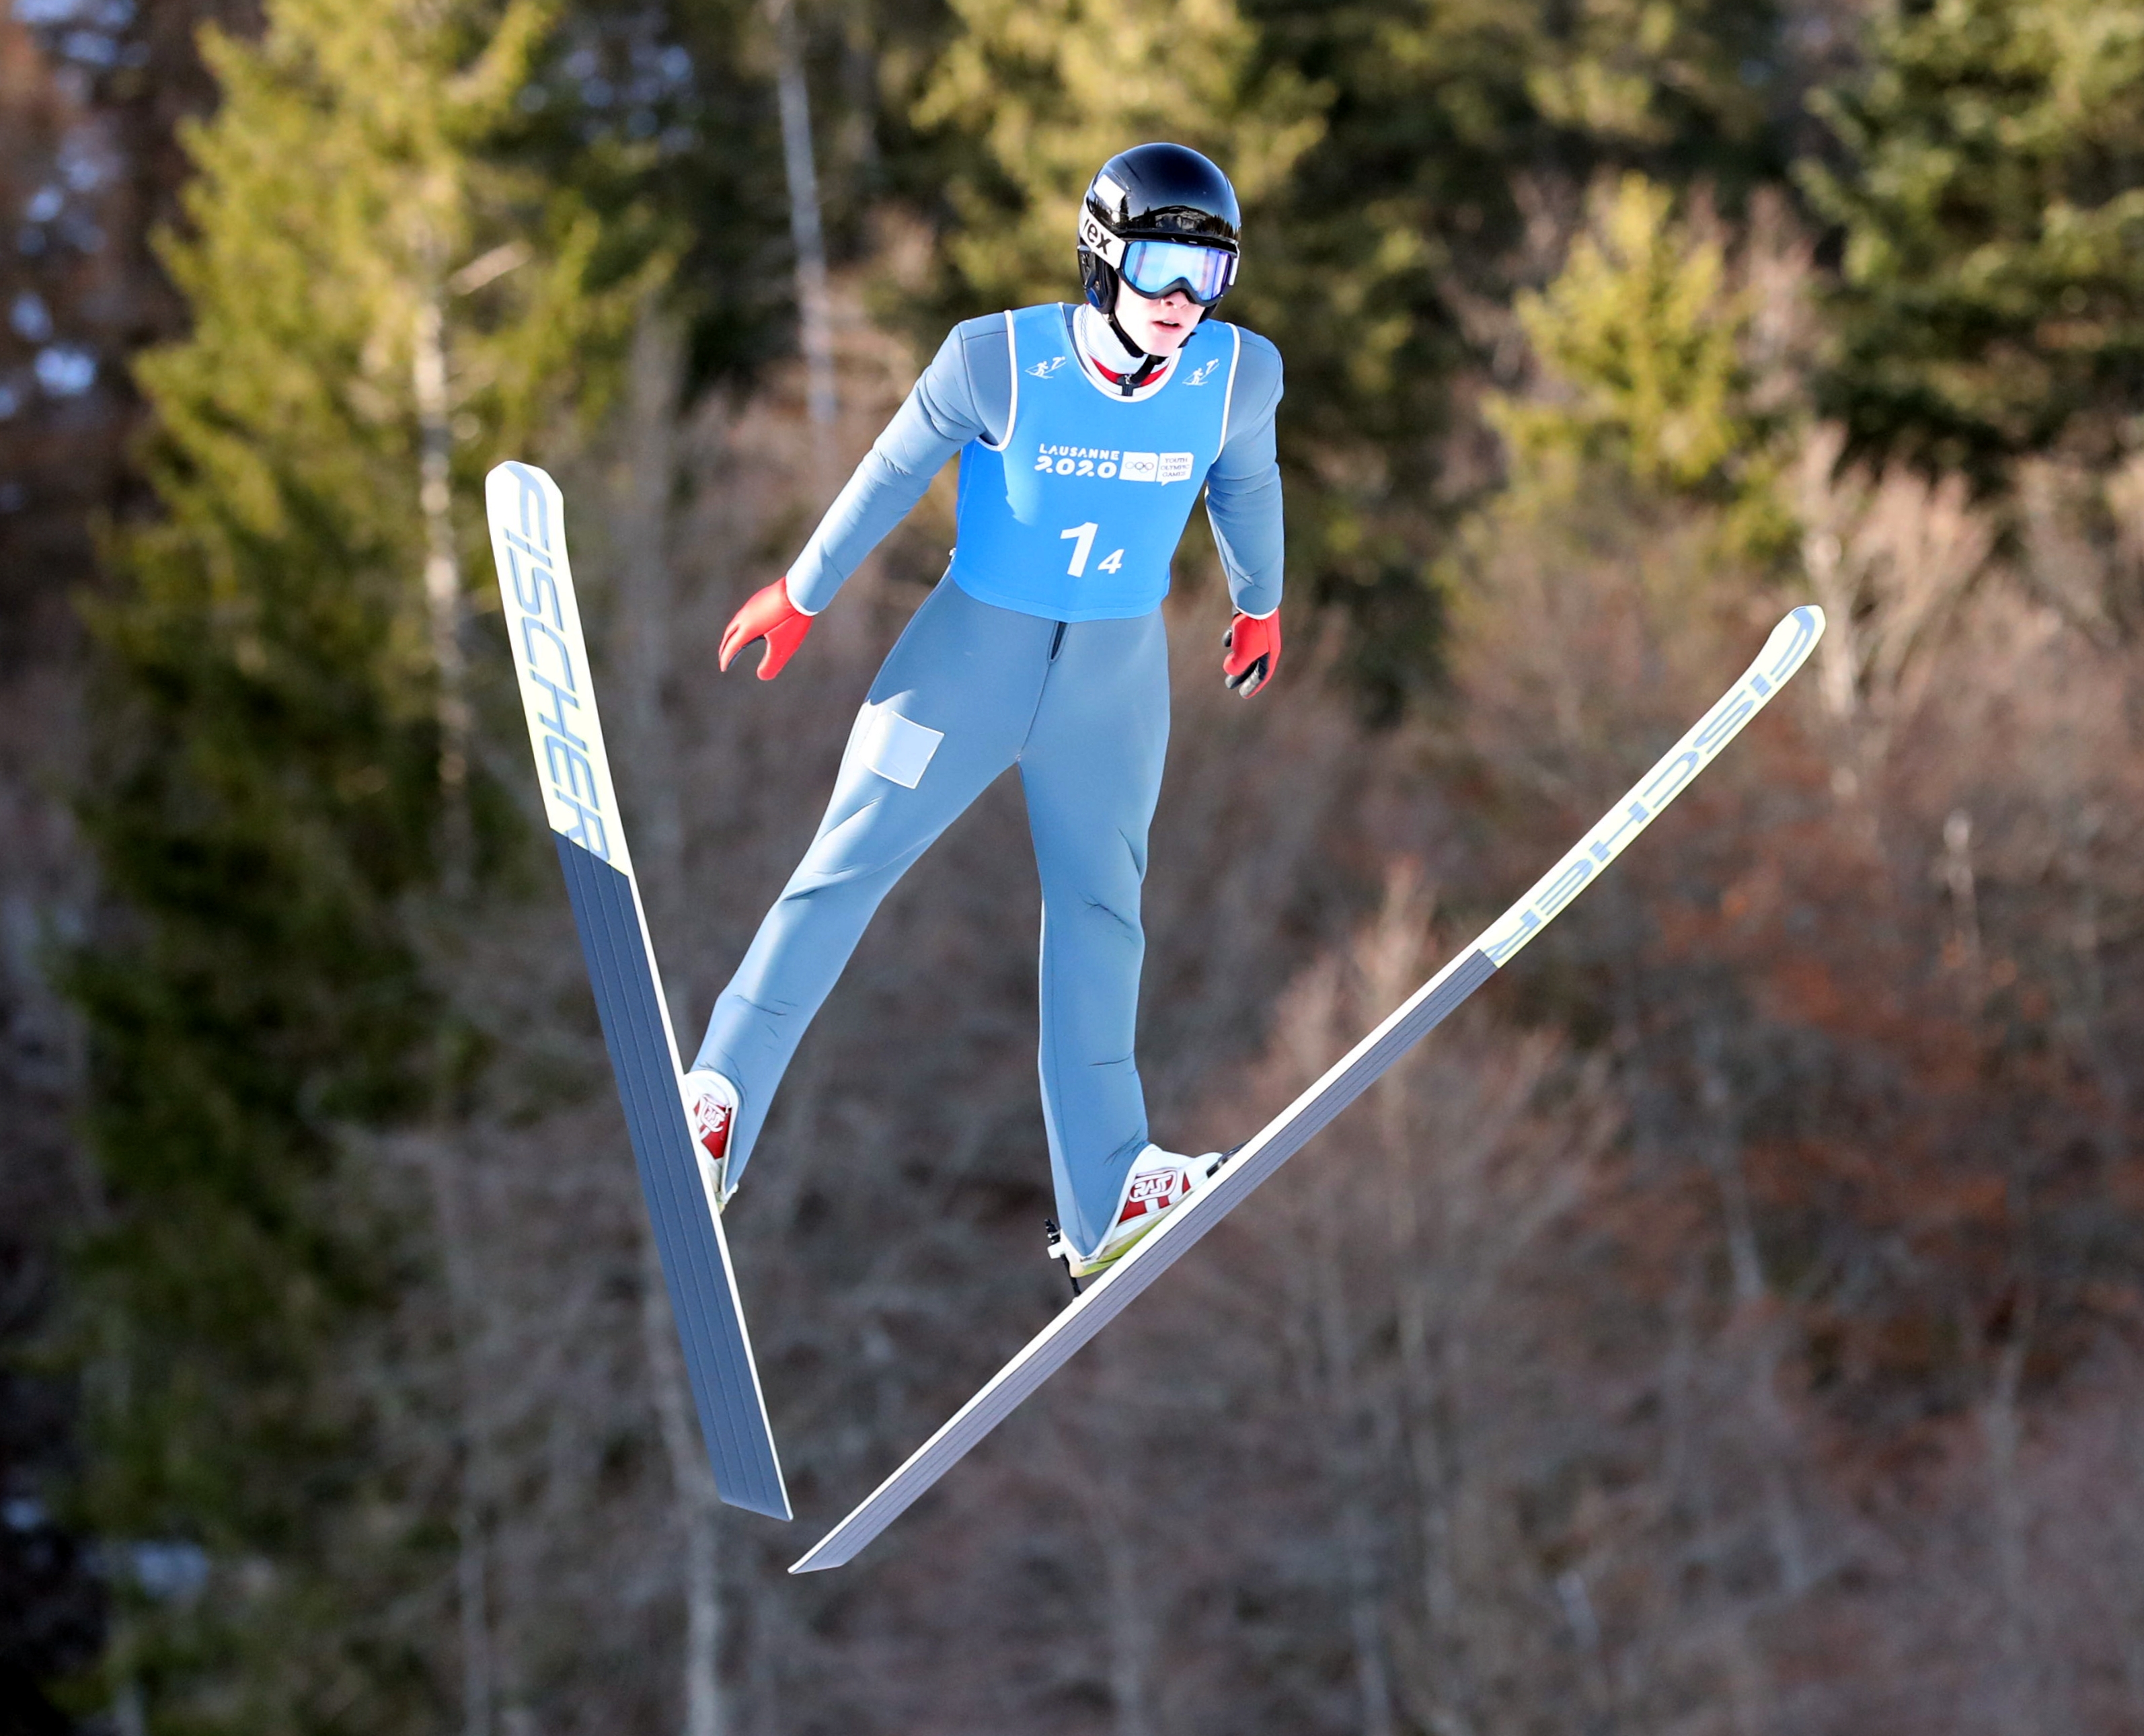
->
[680,1068,741,1213]
[1048,1144,1225,1284]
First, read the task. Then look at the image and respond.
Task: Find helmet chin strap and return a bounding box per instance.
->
[1114,319,1166,394]
[1109,330,1166,396]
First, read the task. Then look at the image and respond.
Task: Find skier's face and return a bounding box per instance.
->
[1115,285,1204,357]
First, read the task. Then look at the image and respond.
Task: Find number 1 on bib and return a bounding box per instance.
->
[1060,521,1098,576]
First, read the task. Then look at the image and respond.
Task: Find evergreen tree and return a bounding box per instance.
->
[65,1,629,1726]
[1803,0,2144,477]
[1487,173,1796,554]
[1500,176,1753,496]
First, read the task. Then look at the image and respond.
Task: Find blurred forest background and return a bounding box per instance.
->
[1,0,2141,1731]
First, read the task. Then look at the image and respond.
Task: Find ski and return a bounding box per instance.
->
[484,461,791,1521]
[790,605,1826,1572]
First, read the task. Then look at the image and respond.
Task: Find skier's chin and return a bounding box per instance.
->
[1118,293,1200,356]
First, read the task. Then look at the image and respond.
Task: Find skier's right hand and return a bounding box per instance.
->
[720,577,814,680]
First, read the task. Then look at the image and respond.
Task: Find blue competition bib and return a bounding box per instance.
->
[945,303,1239,621]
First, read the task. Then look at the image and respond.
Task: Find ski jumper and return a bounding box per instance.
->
[694,303,1285,1256]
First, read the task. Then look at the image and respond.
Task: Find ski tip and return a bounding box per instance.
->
[484,456,556,492]
[1757,605,1826,687]
[482,461,564,537]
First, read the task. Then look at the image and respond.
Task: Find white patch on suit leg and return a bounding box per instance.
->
[855,701,943,789]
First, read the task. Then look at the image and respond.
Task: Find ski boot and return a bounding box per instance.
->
[680,1068,742,1213]
[1046,1144,1226,1289]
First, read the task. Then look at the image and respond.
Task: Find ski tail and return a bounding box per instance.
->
[485,461,791,1521]
[788,606,1824,1572]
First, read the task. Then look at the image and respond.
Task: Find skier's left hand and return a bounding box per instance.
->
[1222,609,1280,698]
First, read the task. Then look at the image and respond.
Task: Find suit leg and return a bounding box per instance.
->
[1018,607,1171,1253]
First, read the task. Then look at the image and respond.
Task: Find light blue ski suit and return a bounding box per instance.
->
[693,303,1284,1254]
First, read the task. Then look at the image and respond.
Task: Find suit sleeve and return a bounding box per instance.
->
[1204,331,1284,619]
[783,317,1011,614]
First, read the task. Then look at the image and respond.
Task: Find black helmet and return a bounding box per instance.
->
[1077,143,1241,321]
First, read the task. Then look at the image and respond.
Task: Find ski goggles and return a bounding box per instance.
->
[1116,237,1237,305]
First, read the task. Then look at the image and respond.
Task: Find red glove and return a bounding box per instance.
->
[1222,609,1280,697]
[719,578,814,680]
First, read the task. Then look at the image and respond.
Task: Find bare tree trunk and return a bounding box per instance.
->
[1694,1027,1808,1596]
[412,288,472,893]
[747,1573,786,1736]
[1100,1510,1155,1736]
[417,1131,496,1736]
[1313,1191,1395,1736]
[641,1232,728,1736]
[1981,1325,2038,1736]
[1283,952,1395,1736]
[613,304,688,888]
[1389,1067,1460,1706]
[1695,1032,1765,1314]
[1048,1345,1160,1736]
[1799,523,1858,723]
[2059,805,2128,1166]
[1942,809,1985,1007]
[1556,1566,1615,1733]
[765,0,837,435]
[410,270,496,1734]
[1096,1348,1157,1736]
[611,301,728,1736]
[2125,1364,2144,1722]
